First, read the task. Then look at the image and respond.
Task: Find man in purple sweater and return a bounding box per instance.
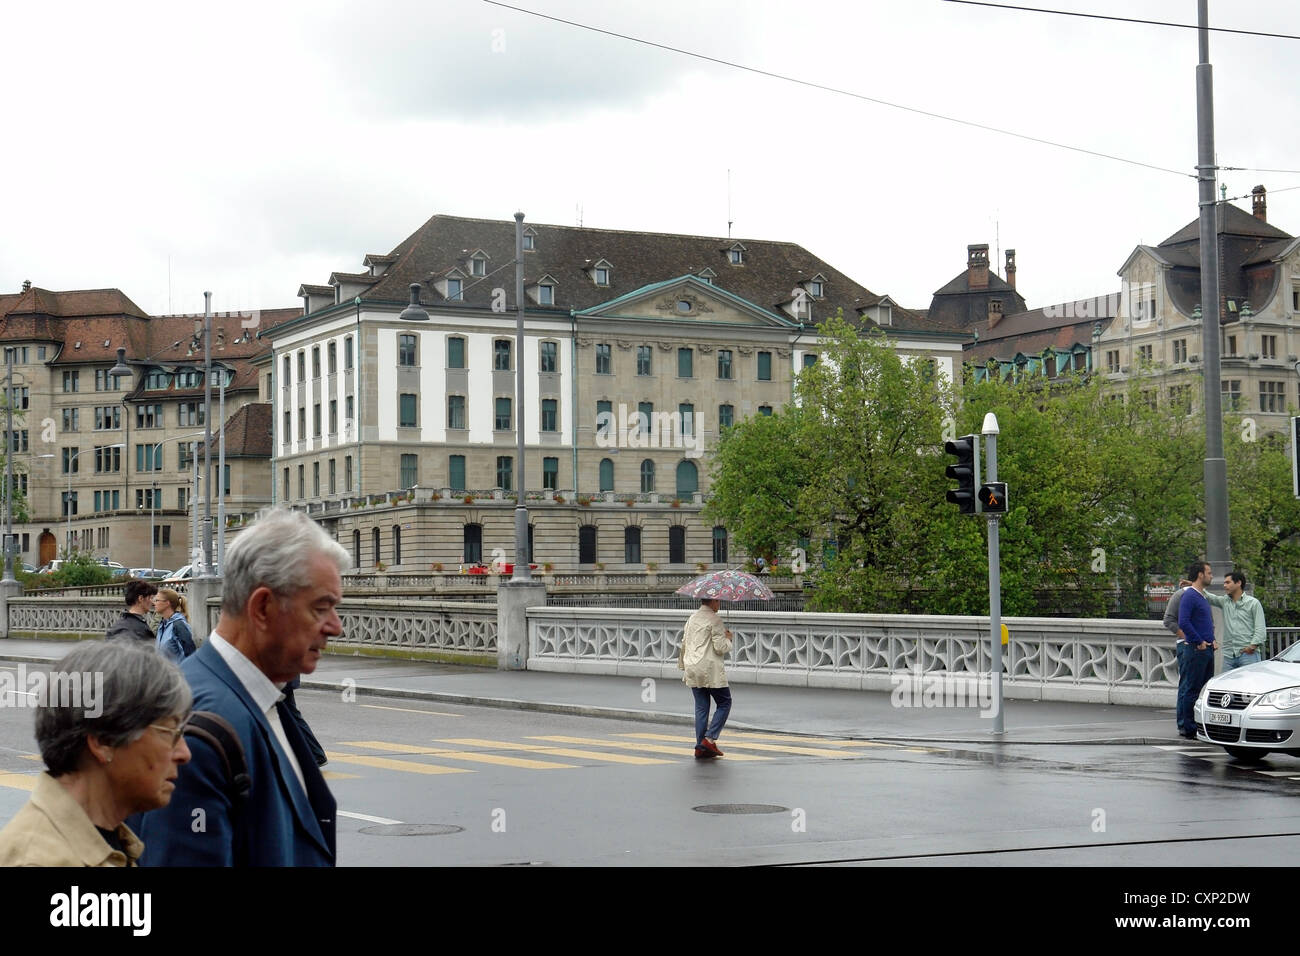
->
[1177,560,1219,739]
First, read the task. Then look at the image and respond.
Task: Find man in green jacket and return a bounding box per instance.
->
[1204,569,1267,670]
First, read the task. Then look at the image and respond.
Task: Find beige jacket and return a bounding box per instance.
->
[678,606,733,688]
[0,771,143,867]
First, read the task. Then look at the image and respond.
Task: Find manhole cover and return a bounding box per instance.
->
[693,804,788,815]
[359,824,464,836]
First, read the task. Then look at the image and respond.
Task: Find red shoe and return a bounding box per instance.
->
[694,746,710,759]
[701,738,724,757]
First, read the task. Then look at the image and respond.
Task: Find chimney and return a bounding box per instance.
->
[988,297,1003,330]
[21,280,30,292]
[1005,249,1016,291]
[967,244,990,290]
[1252,185,1267,222]
[216,327,225,349]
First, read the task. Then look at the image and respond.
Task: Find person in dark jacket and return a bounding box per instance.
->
[153,588,196,663]
[106,579,158,644]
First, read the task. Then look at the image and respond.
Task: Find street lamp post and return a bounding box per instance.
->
[3,348,15,582]
[144,431,204,570]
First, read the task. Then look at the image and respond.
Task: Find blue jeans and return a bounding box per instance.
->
[1176,643,1215,734]
[1224,650,1262,671]
[692,686,732,746]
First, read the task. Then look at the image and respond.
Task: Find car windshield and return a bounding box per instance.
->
[1277,641,1300,663]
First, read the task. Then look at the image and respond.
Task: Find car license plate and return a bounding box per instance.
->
[1206,711,1233,725]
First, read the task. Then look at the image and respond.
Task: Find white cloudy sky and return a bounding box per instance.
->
[3,0,1298,318]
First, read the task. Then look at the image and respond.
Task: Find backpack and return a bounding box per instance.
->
[185,711,251,807]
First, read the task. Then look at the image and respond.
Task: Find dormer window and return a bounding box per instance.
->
[589,259,613,287]
[470,253,488,277]
[523,227,538,252]
[698,268,716,285]
[447,278,463,300]
[805,274,826,298]
[728,243,746,266]
[529,274,558,306]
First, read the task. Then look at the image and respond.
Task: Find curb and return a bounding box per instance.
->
[297,677,1170,747]
[0,652,1180,748]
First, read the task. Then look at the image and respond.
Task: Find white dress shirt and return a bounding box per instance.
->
[208,632,308,795]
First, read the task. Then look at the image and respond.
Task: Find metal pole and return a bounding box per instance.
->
[150,481,156,570]
[984,414,1004,734]
[217,374,225,571]
[3,348,13,582]
[202,291,213,574]
[1197,0,1230,578]
[65,451,74,556]
[191,453,199,568]
[511,211,531,582]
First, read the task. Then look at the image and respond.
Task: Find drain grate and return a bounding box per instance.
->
[693,803,788,815]
[359,823,464,836]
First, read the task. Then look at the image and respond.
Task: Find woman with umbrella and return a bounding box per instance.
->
[675,569,772,758]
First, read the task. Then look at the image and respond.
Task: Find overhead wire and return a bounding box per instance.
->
[482,0,1193,179]
[939,0,1300,41]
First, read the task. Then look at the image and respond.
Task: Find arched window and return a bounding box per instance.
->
[579,525,597,564]
[392,525,402,566]
[669,526,686,564]
[372,527,381,566]
[599,458,614,492]
[624,526,642,564]
[640,459,655,493]
[463,524,482,564]
[675,460,698,497]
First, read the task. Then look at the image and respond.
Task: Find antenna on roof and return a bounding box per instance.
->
[727,169,733,239]
[576,203,583,228]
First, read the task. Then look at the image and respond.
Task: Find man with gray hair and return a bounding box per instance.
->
[136,508,349,866]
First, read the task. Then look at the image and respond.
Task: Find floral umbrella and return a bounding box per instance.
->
[675,569,774,602]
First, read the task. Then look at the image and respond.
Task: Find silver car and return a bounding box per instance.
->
[1194,642,1300,762]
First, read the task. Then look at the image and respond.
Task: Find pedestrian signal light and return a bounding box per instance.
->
[944,434,979,514]
[979,481,1008,514]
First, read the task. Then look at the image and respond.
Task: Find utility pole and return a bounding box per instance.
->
[511,211,531,582]
[202,292,214,573]
[1196,0,1230,577]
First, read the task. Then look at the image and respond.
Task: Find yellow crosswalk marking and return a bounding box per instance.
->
[438,738,671,766]
[360,704,463,718]
[340,740,575,770]
[322,751,473,775]
[722,731,896,748]
[320,771,362,780]
[527,735,772,761]
[618,733,858,758]
[0,772,36,792]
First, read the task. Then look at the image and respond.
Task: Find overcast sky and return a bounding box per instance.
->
[3,0,1298,319]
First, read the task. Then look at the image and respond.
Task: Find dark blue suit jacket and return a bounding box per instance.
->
[135,640,336,866]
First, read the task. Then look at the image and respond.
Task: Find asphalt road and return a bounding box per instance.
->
[4,675,1299,867]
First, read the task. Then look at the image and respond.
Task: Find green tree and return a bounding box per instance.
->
[703,408,813,565]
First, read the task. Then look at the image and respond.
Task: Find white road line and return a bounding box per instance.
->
[338,810,404,825]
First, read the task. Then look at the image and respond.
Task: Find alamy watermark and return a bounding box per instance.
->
[0,664,103,718]
[890,665,996,718]
[595,403,706,458]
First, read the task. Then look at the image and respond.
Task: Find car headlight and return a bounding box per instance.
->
[1255,687,1300,710]
[1197,685,1210,706]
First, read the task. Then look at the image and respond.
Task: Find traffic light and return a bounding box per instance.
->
[979,481,1008,514]
[944,434,979,513]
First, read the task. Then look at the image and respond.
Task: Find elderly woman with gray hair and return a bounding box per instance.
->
[0,641,192,866]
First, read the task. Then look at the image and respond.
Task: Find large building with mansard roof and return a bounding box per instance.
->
[266,213,965,572]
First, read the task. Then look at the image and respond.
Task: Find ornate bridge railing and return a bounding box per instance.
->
[527,608,1180,705]
[6,596,497,662]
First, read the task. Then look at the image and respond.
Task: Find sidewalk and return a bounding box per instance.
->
[0,639,1179,745]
